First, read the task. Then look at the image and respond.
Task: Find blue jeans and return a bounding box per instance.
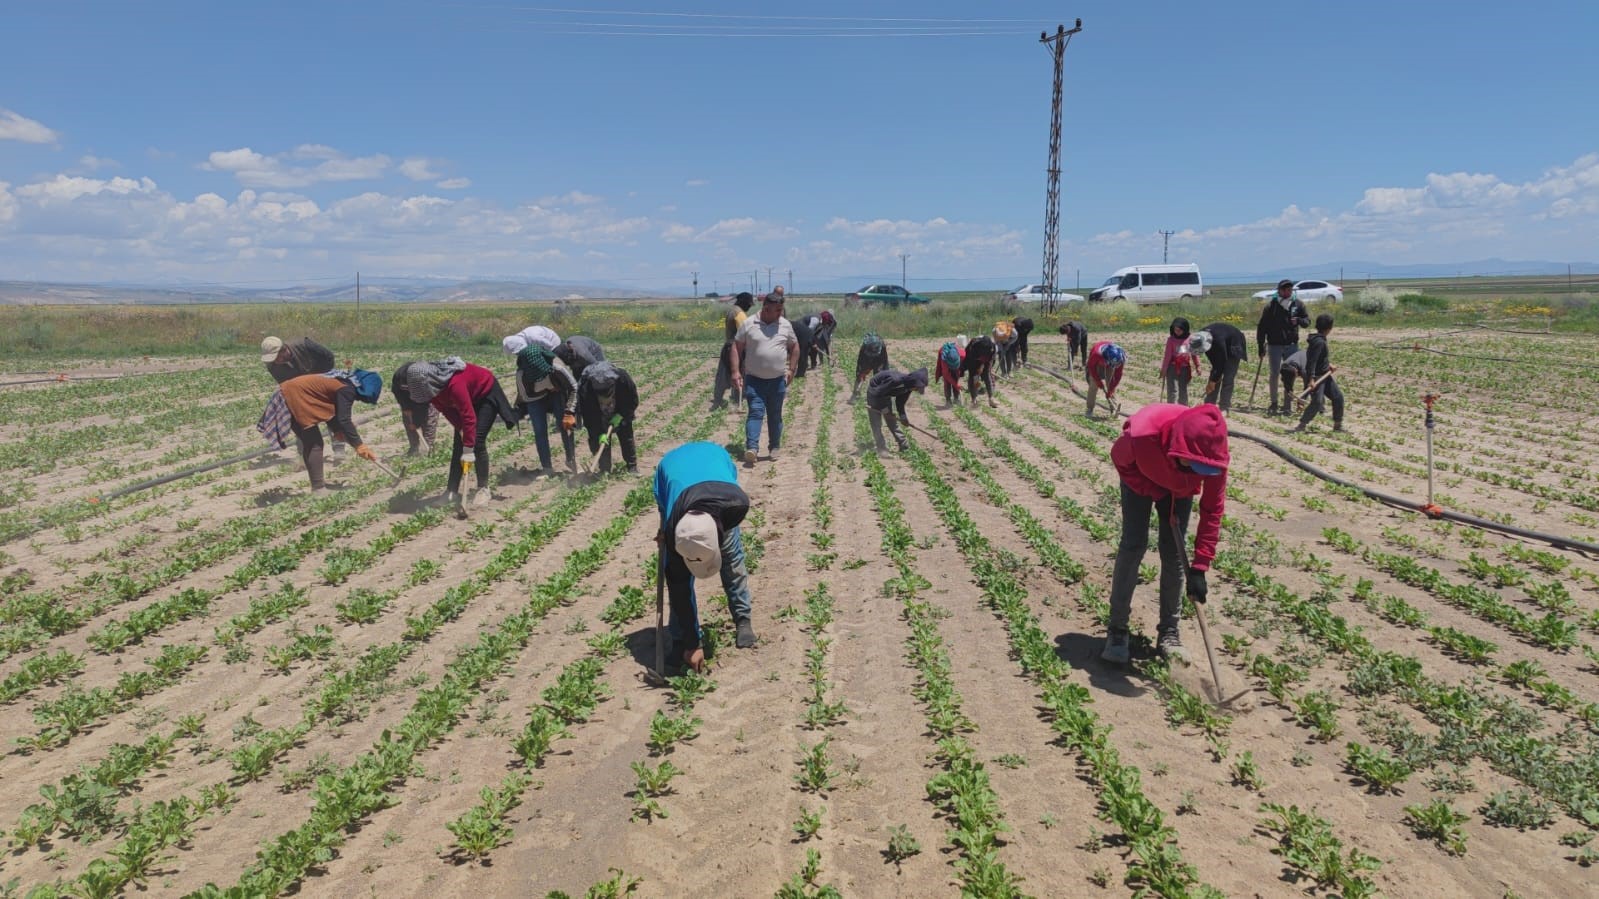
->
[666,525,753,649]
[743,375,786,452]
[525,395,575,471]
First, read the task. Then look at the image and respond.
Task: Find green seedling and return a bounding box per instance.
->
[792,808,823,842]
[884,824,921,866]
[795,739,837,793]
[1402,799,1469,856]
[630,760,681,798]
[646,710,701,754]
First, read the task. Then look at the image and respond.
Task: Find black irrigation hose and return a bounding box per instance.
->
[1025,362,1599,558]
[0,370,196,389]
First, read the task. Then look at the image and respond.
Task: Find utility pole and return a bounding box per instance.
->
[899,253,909,289]
[766,267,773,292]
[787,269,793,294]
[1159,230,1175,264]
[1038,19,1083,314]
[355,271,360,322]
[692,271,699,298]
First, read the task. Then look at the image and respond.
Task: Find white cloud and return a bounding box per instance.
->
[436,177,471,190]
[685,178,709,188]
[17,175,158,204]
[77,154,119,172]
[201,145,392,188]
[537,190,603,207]
[0,109,58,143]
[398,157,442,181]
[660,223,696,242]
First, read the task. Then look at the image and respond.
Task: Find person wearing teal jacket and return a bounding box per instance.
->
[654,442,756,672]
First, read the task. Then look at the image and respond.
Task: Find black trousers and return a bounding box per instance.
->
[447,400,497,493]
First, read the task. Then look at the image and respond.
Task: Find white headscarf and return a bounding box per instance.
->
[503,325,560,356]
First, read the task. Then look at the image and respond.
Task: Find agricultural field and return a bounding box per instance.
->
[0,326,1596,898]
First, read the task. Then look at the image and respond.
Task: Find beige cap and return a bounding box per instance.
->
[674,511,721,580]
[260,336,284,363]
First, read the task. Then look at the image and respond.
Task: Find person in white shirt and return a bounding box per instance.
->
[729,293,799,464]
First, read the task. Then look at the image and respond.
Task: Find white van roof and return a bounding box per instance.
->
[1110,263,1201,276]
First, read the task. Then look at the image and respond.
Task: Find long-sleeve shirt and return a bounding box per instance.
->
[1303,333,1331,379]
[1159,336,1200,376]
[936,347,964,388]
[1087,341,1124,395]
[1111,404,1230,570]
[515,356,579,413]
[577,364,639,434]
[1199,323,1247,370]
[430,363,501,448]
[866,369,923,415]
[279,374,363,447]
[266,338,335,384]
[959,337,995,375]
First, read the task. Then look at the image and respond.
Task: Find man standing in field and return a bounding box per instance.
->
[1257,279,1311,416]
[713,292,754,411]
[655,441,757,673]
[1102,403,1230,664]
[730,291,799,463]
[1192,323,1247,414]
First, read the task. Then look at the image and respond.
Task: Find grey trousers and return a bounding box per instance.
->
[1164,369,1191,405]
[1267,343,1298,410]
[867,404,908,450]
[1107,485,1192,637]
[1204,357,1240,412]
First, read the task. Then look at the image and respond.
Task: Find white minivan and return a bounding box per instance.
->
[1087,264,1203,304]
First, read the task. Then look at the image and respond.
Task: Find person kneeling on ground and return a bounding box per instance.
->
[576,361,639,474]
[655,442,758,673]
[1102,403,1230,665]
[866,366,929,452]
[1085,341,1126,416]
[278,373,379,491]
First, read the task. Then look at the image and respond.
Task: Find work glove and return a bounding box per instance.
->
[460,460,473,476]
[1186,568,1208,604]
[561,412,576,433]
[609,413,623,429]
[354,444,377,462]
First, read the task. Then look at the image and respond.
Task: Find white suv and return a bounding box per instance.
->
[1253,280,1344,304]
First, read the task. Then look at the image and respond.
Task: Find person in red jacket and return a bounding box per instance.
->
[396,357,520,507]
[1085,341,1126,417]
[1101,403,1230,664]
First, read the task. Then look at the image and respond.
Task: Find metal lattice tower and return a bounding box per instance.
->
[1039,20,1082,314]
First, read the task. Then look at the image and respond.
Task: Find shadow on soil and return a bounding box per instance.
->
[1055,632,1150,699]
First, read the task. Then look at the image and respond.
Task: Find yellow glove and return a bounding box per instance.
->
[561,412,577,433]
[460,460,474,476]
[355,444,377,462]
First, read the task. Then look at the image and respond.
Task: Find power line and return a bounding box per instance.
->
[451,6,1040,23]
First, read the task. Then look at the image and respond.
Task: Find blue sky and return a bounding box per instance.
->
[2,0,1596,292]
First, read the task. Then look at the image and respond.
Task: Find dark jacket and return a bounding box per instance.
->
[1060,321,1088,355]
[1200,322,1248,372]
[654,442,749,540]
[791,316,816,377]
[1303,332,1331,380]
[555,336,605,378]
[856,341,889,373]
[866,368,928,415]
[267,338,335,384]
[960,336,996,374]
[1257,296,1311,348]
[576,362,639,434]
[1012,317,1035,337]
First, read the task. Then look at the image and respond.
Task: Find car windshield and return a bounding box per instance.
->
[1013,285,1032,294]
[1101,277,1120,287]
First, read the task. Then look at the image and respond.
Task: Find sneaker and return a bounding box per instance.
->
[767,447,780,462]
[742,449,757,464]
[735,618,758,649]
[1332,422,1344,432]
[1101,630,1131,664]
[1288,424,1307,434]
[709,399,727,411]
[1264,408,1281,417]
[895,441,909,452]
[1157,631,1190,664]
[472,489,493,509]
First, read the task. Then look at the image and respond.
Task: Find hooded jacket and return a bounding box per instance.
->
[1160,318,1196,376]
[960,335,996,374]
[1257,295,1311,348]
[555,336,606,378]
[866,367,929,415]
[1087,341,1124,394]
[1111,404,1230,570]
[576,361,639,434]
[936,343,965,388]
[431,363,518,448]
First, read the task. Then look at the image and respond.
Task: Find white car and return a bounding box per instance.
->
[1253,279,1344,304]
[1004,283,1084,304]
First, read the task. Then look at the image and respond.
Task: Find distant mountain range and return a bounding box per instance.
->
[3,259,1595,305]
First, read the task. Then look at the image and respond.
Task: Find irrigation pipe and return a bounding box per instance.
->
[0,371,193,389]
[1025,362,1599,557]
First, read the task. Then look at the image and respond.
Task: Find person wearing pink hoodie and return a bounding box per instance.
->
[1101,403,1230,664]
[1158,317,1201,406]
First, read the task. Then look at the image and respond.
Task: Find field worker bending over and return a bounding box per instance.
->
[791,310,819,380]
[1102,403,1230,665]
[813,310,837,367]
[730,291,799,463]
[713,292,755,411]
[555,335,606,380]
[849,332,890,404]
[655,441,757,673]
[935,339,964,406]
[390,366,439,457]
[399,357,519,508]
[866,366,930,452]
[993,320,1019,377]
[1085,341,1126,417]
[1257,279,1311,417]
[1159,317,1199,406]
[1059,320,1088,371]
[1012,316,1035,367]
[278,373,379,491]
[502,325,561,357]
[515,343,579,478]
[960,333,998,407]
[1192,323,1247,414]
[576,361,640,474]
[259,335,345,460]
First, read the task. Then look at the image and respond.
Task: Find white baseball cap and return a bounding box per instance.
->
[674,511,721,580]
[260,336,283,363]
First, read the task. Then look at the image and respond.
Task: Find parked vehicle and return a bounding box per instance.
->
[847,284,930,307]
[1087,264,1203,304]
[1252,279,1343,303]
[1003,284,1085,305]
